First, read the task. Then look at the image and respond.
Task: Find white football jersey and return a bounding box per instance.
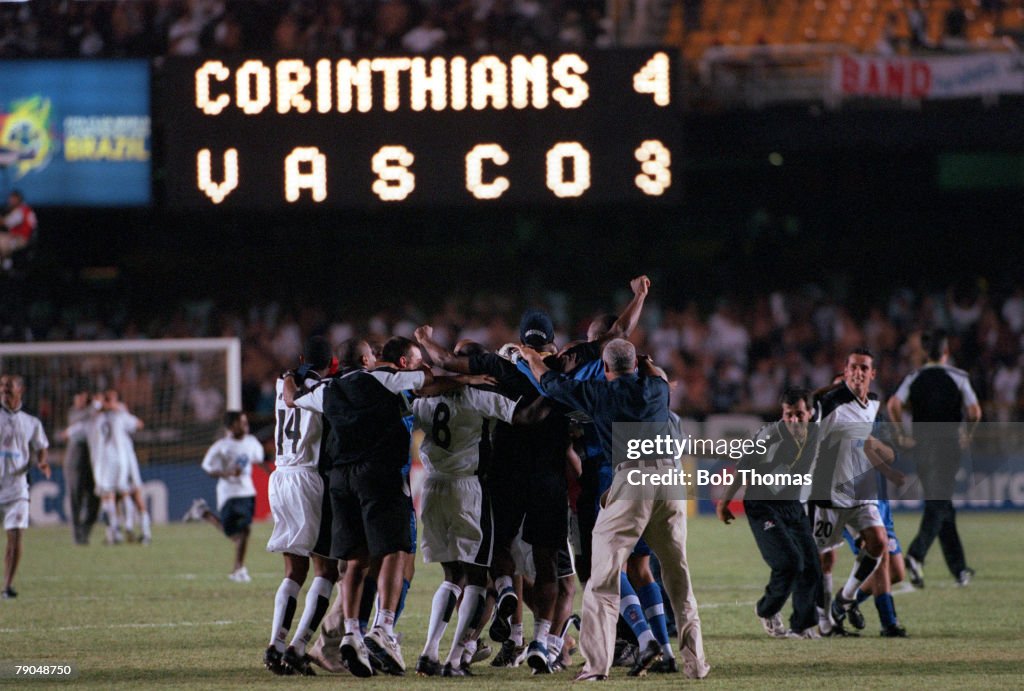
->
[68,409,141,476]
[0,407,49,503]
[273,375,325,469]
[413,388,518,477]
[202,434,264,510]
[809,384,880,508]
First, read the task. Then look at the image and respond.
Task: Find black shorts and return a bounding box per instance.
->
[312,472,334,559]
[329,462,413,560]
[221,497,254,537]
[490,464,568,550]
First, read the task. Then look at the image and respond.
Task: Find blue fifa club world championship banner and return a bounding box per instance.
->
[0,60,150,206]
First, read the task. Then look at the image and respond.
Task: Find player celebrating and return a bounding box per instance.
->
[717,387,821,639]
[64,390,151,545]
[411,335,547,677]
[805,349,891,635]
[187,411,267,582]
[263,336,340,676]
[0,374,50,599]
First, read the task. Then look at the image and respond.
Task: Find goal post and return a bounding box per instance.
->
[0,338,242,526]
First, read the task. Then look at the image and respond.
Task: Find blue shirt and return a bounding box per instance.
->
[539,371,670,462]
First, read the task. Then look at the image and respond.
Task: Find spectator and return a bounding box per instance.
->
[402,8,447,52]
[942,0,969,50]
[0,190,36,272]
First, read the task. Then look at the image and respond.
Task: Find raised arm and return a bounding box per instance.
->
[415,325,473,374]
[606,275,651,340]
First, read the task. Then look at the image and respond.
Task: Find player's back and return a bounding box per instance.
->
[414,387,517,478]
[273,375,324,469]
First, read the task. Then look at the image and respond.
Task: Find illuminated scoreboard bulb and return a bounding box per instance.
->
[235,60,272,115]
[634,140,671,196]
[195,61,230,115]
[632,53,671,106]
[372,145,416,201]
[285,147,327,202]
[545,142,590,198]
[197,148,239,204]
[276,60,312,114]
[465,144,510,200]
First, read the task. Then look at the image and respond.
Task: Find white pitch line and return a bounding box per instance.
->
[0,619,261,634]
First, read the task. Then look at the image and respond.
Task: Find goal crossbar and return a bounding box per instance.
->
[0,338,242,409]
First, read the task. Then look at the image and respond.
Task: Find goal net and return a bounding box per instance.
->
[0,338,241,526]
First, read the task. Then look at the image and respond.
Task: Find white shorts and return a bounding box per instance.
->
[0,498,29,530]
[267,467,324,557]
[812,503,884,552]
[419,476,492,566]
[92,457,134,496]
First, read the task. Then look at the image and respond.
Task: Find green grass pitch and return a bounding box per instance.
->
[2,511,1022,689]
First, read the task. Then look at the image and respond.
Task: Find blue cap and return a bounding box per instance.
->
[519,310,554,349]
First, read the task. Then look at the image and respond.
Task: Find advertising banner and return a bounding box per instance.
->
[831,53,1024,101]
[0,60,151,206]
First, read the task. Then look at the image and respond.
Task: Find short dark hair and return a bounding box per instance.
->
[454,341,487,358]
[9,189,23,203]
[848,347,874,364]
[381,336,418,365]
[224,410,244,428]
[780,386,811,407]
[338,338,370,370]
[303,335,333,370]
[921,329,948,362]
[588,314,618,339]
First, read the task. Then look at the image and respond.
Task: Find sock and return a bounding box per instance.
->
[533,618,551,646]
[103,498,119,533]
[619,572,655,648]
[359,576,376,633]
[344,618,362,637]
[495,575,514,597]
[511,622,524,646]
[290,576,334,655]
[874,593,898,628]
[271,578,301,652]
[377,608,397,636]
[817,573,833,633]
[546,633,563,661]
[446,584,484,666]
[123,499,136,532]
[638,581,673,656]
[395,578,411,624]
[842,552,881,601]
[856,588,872,604]
[423,582,461,660]
[140,510,151,540]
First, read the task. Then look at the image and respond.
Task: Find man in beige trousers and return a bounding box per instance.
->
[522,339,710,681]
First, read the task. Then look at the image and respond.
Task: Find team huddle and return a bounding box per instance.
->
[0,275,981,681]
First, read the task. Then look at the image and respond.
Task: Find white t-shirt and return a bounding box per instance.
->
[68,409,141,476]
[201,434,264,510]
[0,407,49,503]
[413,388,518,477]
[273,375,324,469]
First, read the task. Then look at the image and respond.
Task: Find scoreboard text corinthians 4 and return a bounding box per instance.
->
[161,50,681,208]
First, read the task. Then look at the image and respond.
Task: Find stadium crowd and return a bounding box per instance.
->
[0,0,613,59]
[7,280,1023,429]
